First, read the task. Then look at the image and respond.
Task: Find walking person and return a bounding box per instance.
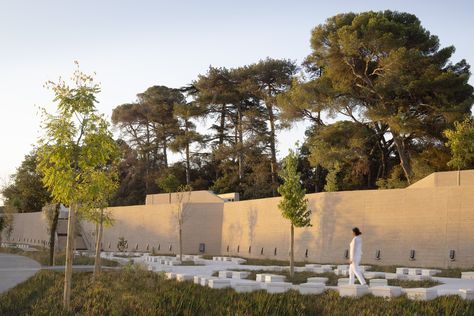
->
[349,227,366,285]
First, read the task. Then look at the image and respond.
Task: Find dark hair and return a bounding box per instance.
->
[352,227,362,236]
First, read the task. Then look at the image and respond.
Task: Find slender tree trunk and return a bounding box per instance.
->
[179,220,183,262]
[219,104,226,147]
[93,211,103,281]
[185,144,191,185]
[290,224,294,278]
[392,133,412,184]
[237,105,243,180]
[63,204,76,310]
[457,167,461,186]
[163,137,168,168]
[267,103,278,196]
[49,204,60,266]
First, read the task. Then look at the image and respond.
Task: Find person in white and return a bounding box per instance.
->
[349,227,366,285]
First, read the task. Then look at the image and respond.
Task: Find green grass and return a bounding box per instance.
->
[0,247,120,267]
[1,269,473,316]
[387,279,441,288]
[369,264,474,278]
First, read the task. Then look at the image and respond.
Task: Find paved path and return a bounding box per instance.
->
[0,253,41,294]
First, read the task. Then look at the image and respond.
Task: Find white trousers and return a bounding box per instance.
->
[349,261,366,285]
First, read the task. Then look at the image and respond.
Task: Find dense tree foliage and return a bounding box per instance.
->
[5,11,473,209]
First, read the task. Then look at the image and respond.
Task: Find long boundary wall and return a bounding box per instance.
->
[3,171,474,268]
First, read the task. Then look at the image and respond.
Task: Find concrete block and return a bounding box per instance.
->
[459,289,474,300]
[321,265,334,270]
[233,282,261,293]
[364,271,386,279]
[200,277,217,286]
[408,268,422,276]
[337,278,350,286]
[369,279,388,287]
[265,282,292,294]
[265,275,286,283]
[461,272,474,279]
[256,274,272,282]
[165,272,176,280]
[223,257,233,262]
[232,271,250,279]
[232,258,246,264]
[176,274,193,282]
[396,268,409,275]
[193,275,203,284]
[406,275,431,281]
[294,267,306,273]
[337,265,349,270]
[384,273,398,280]
[305,264,321,268]
[359,265,371,272]
[218,271,234,278]
[309,267,332,274]
[421,269,440,277]
[338,284,370,297]
[208,279,231,289]
[406,288,438,301]
[307,277,328,284]
[194,259,206,265]
[334,269,348,276]
[370,286,402,298]
[299,283,325,295]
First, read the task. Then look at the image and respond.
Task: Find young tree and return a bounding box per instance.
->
[278,149,311,278]
[157,173,180,204]
[37,64,119,310]
[42,203,61,266]
[175,184,192,262]
[444,117,474,185]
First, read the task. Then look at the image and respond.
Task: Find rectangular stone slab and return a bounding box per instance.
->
[406,288,438,301]
[370,286,402,298]
[338,284,369,297]
[232,282,261,293]
[307,277,328,284]
[369,279,388,287]
[208,279,231,289]
[299,283,325,295]
[265,275,286,282]
[459,289,474,300]
[461,272,474,279]
[265,282,292,294]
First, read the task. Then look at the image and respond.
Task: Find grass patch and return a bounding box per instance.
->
[0,247,120,267]
[1,269,473,315]
[388,279,441,288]
[213,269,341,285]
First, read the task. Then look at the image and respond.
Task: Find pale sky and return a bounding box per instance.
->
[0,0,473,189]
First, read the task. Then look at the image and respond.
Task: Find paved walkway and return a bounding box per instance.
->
[0,253,41,294]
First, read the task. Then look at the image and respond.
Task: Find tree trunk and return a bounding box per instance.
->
[63,204,76,310]
[237,105,243,180]
[163,137,168,168]
[49,204,60,266]
[290,224,294,279]
[218,104,226,147]
[179,222,183,262]
[93,211,103,281]
[392,133,412,184]
[457,167,461,186]
[267,103,278,196]
[185,137,191,185]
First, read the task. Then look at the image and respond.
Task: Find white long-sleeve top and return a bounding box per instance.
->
[349,235,363,263]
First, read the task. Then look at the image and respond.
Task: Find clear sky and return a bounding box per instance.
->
[0,0,473,189]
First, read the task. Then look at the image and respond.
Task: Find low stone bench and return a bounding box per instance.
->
[459,289,474,300]
[337,264,349,270]
[337,278,350,286]
[421,269,441,277]
[406,275,431,281]
[232,282,261,293]
[165,272,176,280]
[218,271,234,278]
[384,273,397,280]
[396,267,409,275]
[193,275,204,284]
[461,272,474,280]
[305,264,321,268]
[369,279,388,287]
[338,284,369,297]
[334,269,348,276]
[364,271,386,279]
[256,274,273,282]
[266,282,292,294]
[208,279,231,289]
[294,267,306,273]
[307,277,328,284]
[232,271,250,279]
[370,286,402,298]
[405,288,438,301]
[308,267,332,274]
[408,268,422,276]
[232,258,246,264]
[176,274,193,282]
[194,259,206,265]
[359,265,371,272]
[299,283,325,295]
[200,277,218,286]
[265,275,286,283]
[321,265,334,270]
